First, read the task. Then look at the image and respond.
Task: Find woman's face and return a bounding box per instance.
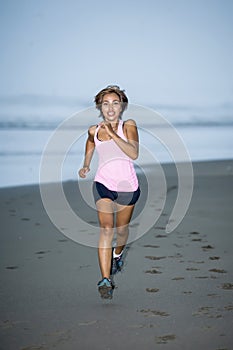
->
[101,93,122,122]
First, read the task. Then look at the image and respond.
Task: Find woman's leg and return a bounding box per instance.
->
[115,204,135,254]
[96,198,114,279]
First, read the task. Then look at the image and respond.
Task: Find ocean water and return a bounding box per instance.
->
[1,95,233,188]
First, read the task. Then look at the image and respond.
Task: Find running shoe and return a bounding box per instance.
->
[97,277,114,299]
[110,248,125,275]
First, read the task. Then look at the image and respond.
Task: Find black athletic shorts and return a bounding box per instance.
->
[93,181,140,206]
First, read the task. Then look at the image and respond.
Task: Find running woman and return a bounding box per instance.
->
[78,85,140,299]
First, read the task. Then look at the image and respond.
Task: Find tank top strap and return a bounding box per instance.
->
[118,120,127,140]
[94,124,101,143]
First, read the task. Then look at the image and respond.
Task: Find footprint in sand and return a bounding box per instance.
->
[209,268,227,274]
[224,304,233,311]
[192,306,213,316]
[168,253,183,259]
[207,293,220,298]
[155,234,167,238]
[5,266,19,270]
[155,334,176,344]
[35,251,51,259]
[188,260,205,264]
[145,256,166,261]
[146,288,159,293]
[221,283,233,290]
[192,306,223,319]
[202,245,214,251]
[139,309,170,317]
[145,269,162,274]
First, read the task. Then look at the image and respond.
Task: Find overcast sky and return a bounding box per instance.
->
[0,0,233,106]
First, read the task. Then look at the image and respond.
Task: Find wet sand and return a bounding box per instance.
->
[0,160,233,350]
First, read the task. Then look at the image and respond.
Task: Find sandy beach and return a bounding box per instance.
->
[0,159,233,350]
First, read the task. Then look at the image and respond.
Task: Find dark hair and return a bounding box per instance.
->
[94,85,128,117]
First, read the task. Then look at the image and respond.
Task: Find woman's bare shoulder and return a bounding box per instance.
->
[124,119,137,127]
[88,124,98,135]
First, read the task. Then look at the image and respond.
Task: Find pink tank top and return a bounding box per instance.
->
[94,120,139,192]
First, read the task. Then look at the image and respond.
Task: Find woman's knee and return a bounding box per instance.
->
[99,223,114,235]
[116,225,129,236]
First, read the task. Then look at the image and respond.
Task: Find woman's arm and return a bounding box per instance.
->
[101,119,139,160]
[78,125,96,178]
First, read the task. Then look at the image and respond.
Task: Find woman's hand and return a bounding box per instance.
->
[99,121,115,138]
[78,166,90,178]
